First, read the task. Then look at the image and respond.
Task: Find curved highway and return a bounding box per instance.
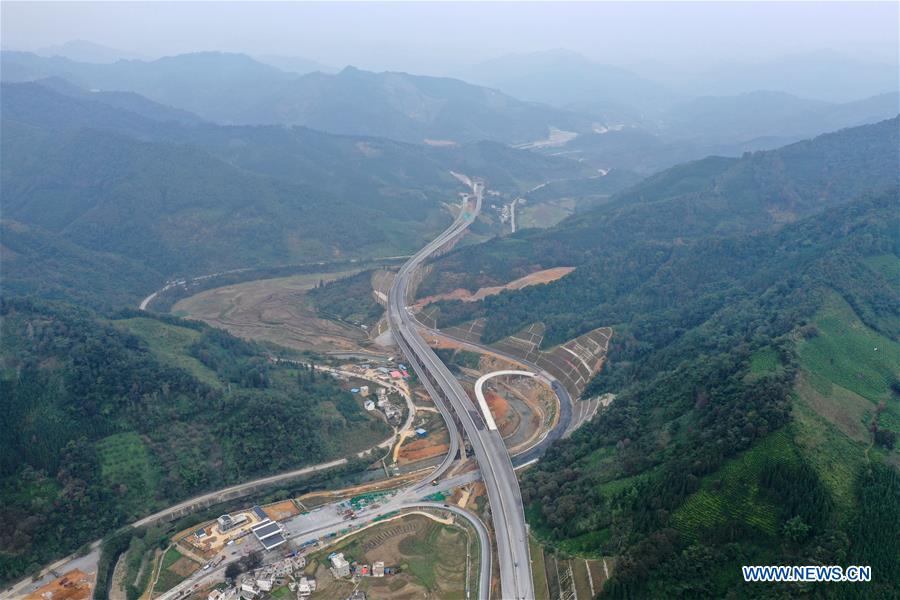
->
[388,181,535,600]
[415,502,492,599]
[8,179,544,600]
[155,500,491,600]
[413,324,575,466]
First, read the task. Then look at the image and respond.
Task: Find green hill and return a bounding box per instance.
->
[421,117,899,300]
[1,82,589,309]
[417,119,898,596]
[519,192,898,597]
[0,220,161,311]
[0,299,389,584]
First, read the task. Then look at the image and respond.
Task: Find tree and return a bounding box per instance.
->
[224,562,241,581]
[783,516,811,545]
[240,551,262,572]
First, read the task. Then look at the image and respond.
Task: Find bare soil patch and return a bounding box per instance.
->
[168,556,199,578]
[171,271,381,354]
[25,569,94,600]
[415,267,574,307]
[398,438,449,463]
[485,390,519,438]
[263,499,301,521]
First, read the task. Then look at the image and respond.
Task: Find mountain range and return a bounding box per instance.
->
[1,80,590,309]
[1,51,594,144]
[6,49,896,155]
[0,40,897,597]
[416,117,899,596]
[421,116,900,300]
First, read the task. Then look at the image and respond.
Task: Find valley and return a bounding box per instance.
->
[171,270,374,355]
[1,7,898,600]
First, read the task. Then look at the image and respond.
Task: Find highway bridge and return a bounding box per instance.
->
[5,178,553,600]
[387,180,535,600]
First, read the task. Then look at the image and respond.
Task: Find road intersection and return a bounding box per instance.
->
[387,180,535,599]
[4,177,589,600]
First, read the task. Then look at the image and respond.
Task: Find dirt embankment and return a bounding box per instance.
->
[415,267,575,308]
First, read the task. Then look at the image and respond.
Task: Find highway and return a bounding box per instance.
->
[8,178,556,600]
[387,180,535,599]
[412,324,575,466]
[156,498,490,600]
[474,370,536,431]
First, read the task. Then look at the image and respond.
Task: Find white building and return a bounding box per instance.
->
[330,553,351,578]
[297,577,317,597]
[217,513,248,532]
[240,582,259,599]
[372,561,385,577]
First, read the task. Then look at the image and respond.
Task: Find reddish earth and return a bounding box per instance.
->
[484,391,516,436]
[25,570,94,600]
[264,499,300,521]
[398,438,449,463]
[415,267,575,308]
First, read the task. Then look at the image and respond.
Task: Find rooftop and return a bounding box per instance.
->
[252,521,281,539]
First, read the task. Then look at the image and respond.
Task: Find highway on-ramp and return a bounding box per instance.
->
[155,497,491,600]
[6,178,545,600]
[388,180,535,600]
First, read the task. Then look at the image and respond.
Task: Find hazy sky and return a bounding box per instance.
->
[3,2,898,74]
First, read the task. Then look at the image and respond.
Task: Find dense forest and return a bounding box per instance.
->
[507,194,899,596]
[0,300,389,584]
[1,81,591,312]
[419,117,899,298]
[1,50,898,598]
[418,116,900,595]
[308,270,385,327]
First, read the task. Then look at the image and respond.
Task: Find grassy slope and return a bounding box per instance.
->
[665,288,899,594]
[96,432,161,519]
[0,301,390,584]
[672,430,795,542]
[112,317,221,388]
[798,293,899,408]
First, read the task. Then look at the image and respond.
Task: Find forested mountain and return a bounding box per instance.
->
[232,66,595,144]
[519,192,900,597]
[461,49,675,114]
[689,50,899,102]
[0,220,162,311]
[253,53,336,75]
[33,39,147,64]
[6,49,894,160]
[416,114,900,595]
[0,300,389,583]
[531,92,899,174]
[0,50,296,123]
[425,151,899,594]
[1,51,595,144]
[421,117,899,298]
[1,82,589,309]
[34,75,204,124]
[659,90,900,144]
